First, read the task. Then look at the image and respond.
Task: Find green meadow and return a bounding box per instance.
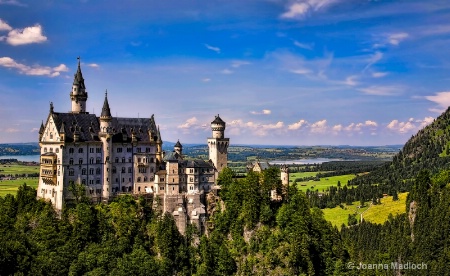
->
[322,192,408,229]
[0,164,40,197]
[296,174,357,192]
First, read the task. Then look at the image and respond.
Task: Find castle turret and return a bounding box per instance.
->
[156,126,163,162]
[281,165,289,187]
[70,57,88,113]
[39,121,45,141]
[174,140,182,156]
[207,115,229,175]
[99,91,112,201]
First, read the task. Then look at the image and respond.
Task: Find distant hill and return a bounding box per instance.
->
[0,143,40,156]
[350,107,450,191]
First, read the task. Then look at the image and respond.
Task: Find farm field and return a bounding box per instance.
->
[322,192,408,229]
[0,163,40,197]
[0,178,39,197]
[296,174,357,192]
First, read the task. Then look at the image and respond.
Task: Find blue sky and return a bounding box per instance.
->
[1,0,450,146]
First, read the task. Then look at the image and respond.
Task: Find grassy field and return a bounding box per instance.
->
[0,178,39,197]
[322,202,370,230]
[322,192,408,229]
[0,164,40,175]
[0,163,40,197]
[296,174,357,192]
[362,192,408,224]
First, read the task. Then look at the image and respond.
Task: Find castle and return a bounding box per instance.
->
[37,60,229,233]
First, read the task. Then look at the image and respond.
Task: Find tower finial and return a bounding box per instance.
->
[105,89,107,97]
[50,102,54,113]
[77,56,80,67]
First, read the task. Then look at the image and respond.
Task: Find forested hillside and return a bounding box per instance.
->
[350,107,450,192]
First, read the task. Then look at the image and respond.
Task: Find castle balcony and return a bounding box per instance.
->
[40,153,57,185]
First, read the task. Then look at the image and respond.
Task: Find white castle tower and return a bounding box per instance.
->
[99,91,112,201]
[207,115,229,174]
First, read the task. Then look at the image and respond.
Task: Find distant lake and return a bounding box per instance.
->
[269,158,343,165]
[0,155,40,163]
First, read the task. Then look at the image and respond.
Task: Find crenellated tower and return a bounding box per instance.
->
[207,115,229,174]
[99,91,113,201]
[70,57,88,113]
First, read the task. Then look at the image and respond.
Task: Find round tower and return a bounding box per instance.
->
[70,57,88,113]
[99,91,112,201]
[207,115,229,174]
[280,165,289,187]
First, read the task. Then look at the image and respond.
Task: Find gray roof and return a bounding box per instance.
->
[180,159,215,169]
[48,113,159,143]
[101,93,111,117]
[211,114,225,125]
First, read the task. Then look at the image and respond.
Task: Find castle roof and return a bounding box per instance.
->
[174,140,182,148]
[211,114,225,125]
[73,57,86,89]
[101,91,111,117]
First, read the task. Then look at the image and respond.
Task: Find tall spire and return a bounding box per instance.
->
[101,90,111,117]
[70,57,88,113]
[73,56,86,89]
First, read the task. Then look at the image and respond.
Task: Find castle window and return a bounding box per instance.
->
[122,167,126,173]
[82,179,86,185]
[115,157,119,163]
[69,158,74,165]
[96,168,101,174]
[150,167,154,173]
[89,168,94,175]
[96,157,101,164]
[69,148,74,154]
[190,177,193,182]
[78,158,83,164]
[137,148,142,153]
[122,178,125,183]
[138,158,141,163]
[50,133,53,139]
[90,148,94,153]
[117,148,122,153]
[190,169,193,173]
[96,148,101,153]
[96,179,100,184]
[56,148,59,153]
[78,148,83,153]
[138,187,141,192]
[58,170,60,176]
[137,177,141,182]
[128,167,132,173]
[89,158,94,164]
[127,148,132,152]
[128,157,132,162]
[150,158,154,163]
[112,167,116,173]
[50,148,53,153]
[121,157,125,163]
[173,178,175,182]
[44,147,47,153]
[115,178,118,183]
[69,169,74,176]
[144,176,147,181]
[82,169,86,175]
[150,176,154,181]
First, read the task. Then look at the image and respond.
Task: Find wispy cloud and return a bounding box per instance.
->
[372,71,388,78]
[363,51,383,72]
[387,32,409,45]
[86,63,100,68]
[231,60,250,68]
[281,0,337,19]
[1,24,47,46]
[0,0,26,6]
[293,40,313,50]
[0,57,68,77]
[204,43,220,53]
[250,109,272,115]
[0,19,12,31]
[221,68,233,74]
[358,85,402,96]
[425,91,450,112]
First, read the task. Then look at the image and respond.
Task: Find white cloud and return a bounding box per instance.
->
[250,109,272,115]
[310,119,327,133]
[363,51,383,72]
[30,127,39,132]
[332,124,343,132]
[372,72,388,78]
[228,119,284,136]
[5,128,19,133]
[358,85,402,96]
[87,63,99,68]
[0,19,12,31]
[5,24,47,46]
[221,69,233,74]
[204,43,220,53]
[231,60,250,68]
[293,40,313,50]
[343,75,358,86]
[178,117,199,129]
[290,68,312,75]
[387,117,433,133]
[425,91,450,112]
[0,57,68,77]
[281,0,337,19]
[388,32,409,46]
[288,119,308,130]
[202,78,211,82]
[0,0,26,6]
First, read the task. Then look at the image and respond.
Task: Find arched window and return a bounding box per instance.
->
[50,133,53,139]
[69,169,74,176]
[69,158,74,165]
[82,169,87,175]
[56,148,59,153]
[44,147,47,153]
[78,148,83,153]
[78,158,83,164]
[69,148,74,154]
[137,177,141,182]
[96,168,101,174]
[112,167,117,173]
[82,179,86,185]
[122,157,126,163]
[122,167,126,173]
[115,157,119,163]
